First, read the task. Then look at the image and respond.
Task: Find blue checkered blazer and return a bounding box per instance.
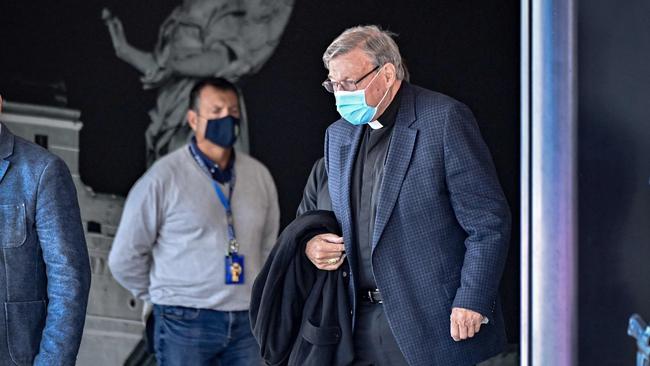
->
[324,83,511,366]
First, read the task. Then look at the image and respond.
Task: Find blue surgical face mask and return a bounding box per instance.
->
[334,67,390,125]
[204,115,239,148]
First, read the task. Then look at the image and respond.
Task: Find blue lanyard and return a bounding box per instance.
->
[211,179,238,254]
[189,144,239,254]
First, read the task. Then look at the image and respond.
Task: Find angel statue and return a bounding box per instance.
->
[103,0,294,164]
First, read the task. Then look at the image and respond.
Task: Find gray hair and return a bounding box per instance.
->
[323,25,407,81]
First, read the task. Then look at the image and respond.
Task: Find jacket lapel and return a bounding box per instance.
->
[0,123,15,184]
[337,126,364,269]
[371,84,417,251]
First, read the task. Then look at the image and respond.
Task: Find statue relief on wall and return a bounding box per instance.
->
[103,0,294,165]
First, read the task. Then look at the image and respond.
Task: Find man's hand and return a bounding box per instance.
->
[102,8,156,74]
[102,9,129,56]
[450,307,485,341]
[305,233,345,271]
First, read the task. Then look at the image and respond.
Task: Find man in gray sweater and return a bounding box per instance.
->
[109,78,279,366]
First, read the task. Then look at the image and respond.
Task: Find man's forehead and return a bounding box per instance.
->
[199,87,238,106]
[328,49,373,79]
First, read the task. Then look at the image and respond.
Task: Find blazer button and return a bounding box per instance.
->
[342,271,348,277]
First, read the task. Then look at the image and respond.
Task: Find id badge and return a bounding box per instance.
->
[225,254,245,285]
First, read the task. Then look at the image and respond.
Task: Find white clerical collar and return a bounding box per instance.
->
[368,120,384,130]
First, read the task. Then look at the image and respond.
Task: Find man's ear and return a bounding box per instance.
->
[187,109,198,131]
[383,63,397,84]
[0,95,3,113]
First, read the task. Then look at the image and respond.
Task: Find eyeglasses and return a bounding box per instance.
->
[322,65,380,93]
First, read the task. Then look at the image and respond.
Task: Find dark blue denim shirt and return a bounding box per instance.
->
[190,137,235,184]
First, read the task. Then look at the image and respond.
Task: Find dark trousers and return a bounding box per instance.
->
[352,302,409,366]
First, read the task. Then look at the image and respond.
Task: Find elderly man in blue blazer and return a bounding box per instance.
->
[305,26,511,366]
[0,96,91,365]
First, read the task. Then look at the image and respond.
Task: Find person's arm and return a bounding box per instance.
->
[102,8,157,74]
[261,169,280,260]
[304,132,345,271]
[108,174,162,300]
[33,157,91,365]
[297,158,326,216]
[443,102,511,320]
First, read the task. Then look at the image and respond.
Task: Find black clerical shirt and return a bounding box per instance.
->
[350,85,403,290]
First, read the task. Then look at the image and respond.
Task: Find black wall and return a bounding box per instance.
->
[0,0,520,342]
[578,1,650,364]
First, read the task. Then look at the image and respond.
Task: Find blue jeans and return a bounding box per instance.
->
[153,305,262,366]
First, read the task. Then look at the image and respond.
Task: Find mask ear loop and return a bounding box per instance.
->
[234,119,241,138]
[369,67,392,121]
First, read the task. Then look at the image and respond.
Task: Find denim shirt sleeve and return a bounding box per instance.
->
[33,157,91,366]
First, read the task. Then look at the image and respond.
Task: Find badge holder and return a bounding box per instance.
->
[225,239,245,285]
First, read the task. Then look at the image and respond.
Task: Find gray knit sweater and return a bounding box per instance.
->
[109,146,279,311]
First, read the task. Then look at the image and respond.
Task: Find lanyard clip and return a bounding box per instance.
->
[228,238,239,255]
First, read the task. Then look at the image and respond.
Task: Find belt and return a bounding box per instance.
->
[359,289,383,304]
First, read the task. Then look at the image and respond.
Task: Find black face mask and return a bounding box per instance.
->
[204,116,239,148]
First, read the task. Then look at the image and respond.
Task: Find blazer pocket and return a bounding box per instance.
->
[301,319,341,346]
[5,300,46,365]
[0,203,27,248]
